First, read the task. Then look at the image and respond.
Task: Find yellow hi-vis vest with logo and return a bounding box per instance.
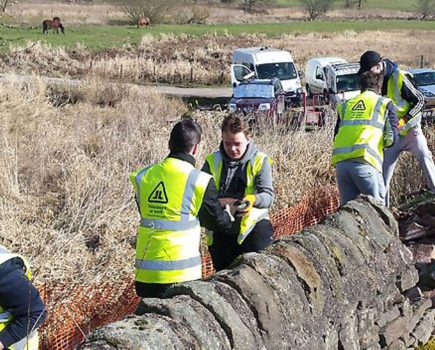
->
[387,70,421,136]
[204,150,272,245]
[0,245,39,350]
[129,157,211,284]
[332,90,391,173]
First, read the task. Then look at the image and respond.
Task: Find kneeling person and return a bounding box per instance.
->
[332,71,398,205]
[202,115,274,271]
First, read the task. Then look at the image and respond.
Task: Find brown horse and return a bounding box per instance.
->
[42,17,65,34]
[137,15,150,28]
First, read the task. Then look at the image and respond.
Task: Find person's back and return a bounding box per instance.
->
[358,50,435,205]
[0,245,46,350]
[332,71,398,205]
[130,118,232,298]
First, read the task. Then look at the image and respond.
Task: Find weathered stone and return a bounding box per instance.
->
[387,339,406,350]
[136,295,231,349]
[410,309,435,346]
[214,264,283,349]
[358,308,379,348]
[397,268,419,292]
[239,251,326,349]
[376,306,401,328]
[165,280,261,350]
[409,298,433,331]
[267,241,322,313]
[338,311,359,350]
[81,314,199,349]
[380,316,412,347]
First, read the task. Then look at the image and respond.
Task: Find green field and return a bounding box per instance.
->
[0,20,434,51]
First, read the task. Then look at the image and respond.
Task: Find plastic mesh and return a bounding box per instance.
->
[38,185,339,349]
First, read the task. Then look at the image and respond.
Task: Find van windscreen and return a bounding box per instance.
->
[256,62,297,80]
[336,73,361,92]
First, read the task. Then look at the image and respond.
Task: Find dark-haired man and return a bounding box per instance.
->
[0,245,46,350]
[202,115,274,271]
[129,119,233,298]
[332,71,398,205]
[358,50,435,205]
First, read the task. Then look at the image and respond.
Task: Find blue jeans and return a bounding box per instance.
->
[336,160,386,206]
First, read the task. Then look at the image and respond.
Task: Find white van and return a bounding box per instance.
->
[231,47,303,105]
[304,57,361,105]
[304,57,346,97]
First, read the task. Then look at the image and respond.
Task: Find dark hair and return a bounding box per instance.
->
[221,114,249,136]
[169,118,202,153]
[360,71,383,93]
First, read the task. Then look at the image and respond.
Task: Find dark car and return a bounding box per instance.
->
[228,78,286,120]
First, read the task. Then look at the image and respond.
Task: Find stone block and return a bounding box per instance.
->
[376,306,400,328]
[397,268,419,292]
[215,265,283,349]
[166,280,262,350]
[410,309,435,347]
[387,339,406,350]
[137,295,231,349]
[358,308,379,348]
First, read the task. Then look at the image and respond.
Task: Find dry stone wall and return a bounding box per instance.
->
[81,196,435,350]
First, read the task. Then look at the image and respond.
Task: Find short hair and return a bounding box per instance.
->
[360,71,383,93]
[169,118,202,153]
[221,114,249,136]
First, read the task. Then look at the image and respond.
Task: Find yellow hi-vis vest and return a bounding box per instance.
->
[129,157,211,284]
[387,70,421,136]
[0,245,39,350]
[332,90,392,173]
[204,150,272,245]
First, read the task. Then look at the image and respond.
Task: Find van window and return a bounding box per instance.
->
[316,67,324,80]
[336,74,361,92]
[256,62,297,80]
[233,65,253,82]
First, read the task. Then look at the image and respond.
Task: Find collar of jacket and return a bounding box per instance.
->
[167,152,196,167]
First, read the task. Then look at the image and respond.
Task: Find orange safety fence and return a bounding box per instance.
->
[37,185,340,350]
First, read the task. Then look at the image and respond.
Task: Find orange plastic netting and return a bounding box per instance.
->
[38,185,339,349]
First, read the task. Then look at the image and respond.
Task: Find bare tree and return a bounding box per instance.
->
[242,0,273,13]
[122,0,175,24]
[415,0,435,19]
[299,0,333,20]
[343,0,366,9]
[0,0,12,15]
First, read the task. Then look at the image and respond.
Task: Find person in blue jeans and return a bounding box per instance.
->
[332,71,398,205]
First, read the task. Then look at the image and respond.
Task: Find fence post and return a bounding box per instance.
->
[420,55,424,68]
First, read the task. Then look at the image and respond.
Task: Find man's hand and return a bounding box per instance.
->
[218,197,237,208]
[235,195,256,216]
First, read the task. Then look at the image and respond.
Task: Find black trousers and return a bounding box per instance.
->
[209,219,274,271]
[135,281,175,298]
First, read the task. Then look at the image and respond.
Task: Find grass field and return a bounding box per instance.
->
[1,20,434,51]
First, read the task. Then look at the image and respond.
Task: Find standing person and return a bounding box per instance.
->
[358,50,435,206]
[202,115,274,271]
[129,118,233,298]
[332,71,398,205]
[0,245,47,350]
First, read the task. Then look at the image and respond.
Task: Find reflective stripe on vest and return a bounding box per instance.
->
[129,158,210,284]
[332,91,390,172]
[205,150,271,245]
[0,245,39,350]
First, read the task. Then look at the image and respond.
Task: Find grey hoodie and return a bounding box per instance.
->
[202,140,274,208]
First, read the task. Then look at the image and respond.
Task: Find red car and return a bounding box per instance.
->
[228,78,286,120]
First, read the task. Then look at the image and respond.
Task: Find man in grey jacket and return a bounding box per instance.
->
[202,115,274,271]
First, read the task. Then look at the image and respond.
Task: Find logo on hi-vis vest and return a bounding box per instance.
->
[148,182,168,203]
[351,100,366,111]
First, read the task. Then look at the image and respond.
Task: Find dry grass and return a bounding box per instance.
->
[1,76,432,284]
[1,30,434,87]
